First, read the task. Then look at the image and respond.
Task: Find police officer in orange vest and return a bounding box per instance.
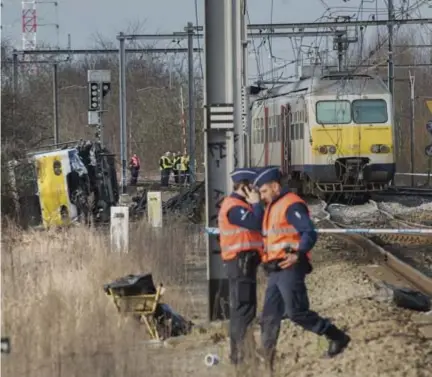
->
[253,166,350,370]
[218,168,264,365]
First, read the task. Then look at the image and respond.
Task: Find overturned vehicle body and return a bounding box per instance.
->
[7,140,119,228]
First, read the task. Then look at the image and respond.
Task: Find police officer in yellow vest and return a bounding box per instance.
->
[218,168,264,365]
[254,166,350,371]
[159,151,172,187]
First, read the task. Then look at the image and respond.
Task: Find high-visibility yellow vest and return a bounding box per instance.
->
[173,156,182,171]
[159,156,173,170]
[180,156,189,171]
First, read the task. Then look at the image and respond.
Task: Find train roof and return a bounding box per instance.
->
[255,73,390,102]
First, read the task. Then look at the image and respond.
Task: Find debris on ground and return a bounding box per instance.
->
[130,182,205,223]
[103,273,194,340]
[372,281,431,312]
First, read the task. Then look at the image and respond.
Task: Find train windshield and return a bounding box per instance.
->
[352,99,388,123]
[316,100,351,124]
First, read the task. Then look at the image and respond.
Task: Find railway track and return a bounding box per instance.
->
[308,199,432,297]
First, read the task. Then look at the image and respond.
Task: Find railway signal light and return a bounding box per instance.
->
[88,82,101,111]
[102,83,111,98]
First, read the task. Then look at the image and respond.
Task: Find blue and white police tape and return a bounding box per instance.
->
[205,227,432,236]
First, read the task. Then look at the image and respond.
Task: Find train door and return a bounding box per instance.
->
[264,106,269,165]
[281,104,292,174]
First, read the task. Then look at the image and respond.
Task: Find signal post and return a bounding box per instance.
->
[87,70,111,146]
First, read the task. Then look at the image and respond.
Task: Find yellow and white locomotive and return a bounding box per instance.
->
[250,72,395,197]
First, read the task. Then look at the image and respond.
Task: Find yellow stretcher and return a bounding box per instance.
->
[105,283,165,340]
[104,274,193,341]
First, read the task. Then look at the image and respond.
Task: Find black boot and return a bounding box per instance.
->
[324,325,351,358]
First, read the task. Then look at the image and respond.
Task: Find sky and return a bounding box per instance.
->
[1,0,431,81]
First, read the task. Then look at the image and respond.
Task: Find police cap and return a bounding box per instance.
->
[253,166,282,188]
[229,168,258,184]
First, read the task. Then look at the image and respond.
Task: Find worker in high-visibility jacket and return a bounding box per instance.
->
[254,166,350,371]
[218,168,264,365]
[159,151,172,187]
[172,151,182,184]
[179,152,190,184]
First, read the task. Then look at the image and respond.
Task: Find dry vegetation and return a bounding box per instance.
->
[1,220,207,377]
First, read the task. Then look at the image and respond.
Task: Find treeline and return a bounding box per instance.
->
[1,38,205,177]
[349,31,432,182]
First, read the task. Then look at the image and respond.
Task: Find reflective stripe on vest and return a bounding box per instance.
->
[218,196,264,261]
[161,156,172,169]
[223,241,265,252]
[179,156,188,171]
[266,241,299,251]
[262,228,298,236]
[262,192,311,263]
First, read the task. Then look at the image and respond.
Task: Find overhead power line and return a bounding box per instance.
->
[247,17,432,30]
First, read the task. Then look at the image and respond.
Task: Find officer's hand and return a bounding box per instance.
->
[278,253,298,269]
[244,186,260,204]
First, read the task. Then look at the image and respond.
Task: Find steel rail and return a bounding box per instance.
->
[316,201,432,296]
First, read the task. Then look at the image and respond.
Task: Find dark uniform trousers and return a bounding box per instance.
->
[225,251,260,364]
[130,166,139,185]
[161,168,171,187]
[260,259,330,355]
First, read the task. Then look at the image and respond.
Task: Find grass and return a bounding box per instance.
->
[1,219,208,377]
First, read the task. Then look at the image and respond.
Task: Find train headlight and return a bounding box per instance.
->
[327,145,337,154]
[379,144,390,153]
[370,144,380,153]
[317,145,336,154]
[370,144,390,153]
[318,146,328,154]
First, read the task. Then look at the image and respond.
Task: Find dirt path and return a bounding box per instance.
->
[139,234,432,377]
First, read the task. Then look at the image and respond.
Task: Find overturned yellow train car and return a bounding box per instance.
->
[34,150,79,227]
[8,148,86,228]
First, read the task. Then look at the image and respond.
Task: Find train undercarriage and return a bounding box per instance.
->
[287,158,394,204]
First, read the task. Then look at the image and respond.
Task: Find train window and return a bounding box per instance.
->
[291,124,297,140]
[276,115,281,141]
[269,116,273,142]
[53,160,62,176]
[352,99,388,124]
[316,100,351,124]
[260,118,264,144]
[300,124,304,139]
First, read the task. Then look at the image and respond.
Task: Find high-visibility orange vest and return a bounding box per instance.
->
[262,192,312,263]
[218,196,264,261]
